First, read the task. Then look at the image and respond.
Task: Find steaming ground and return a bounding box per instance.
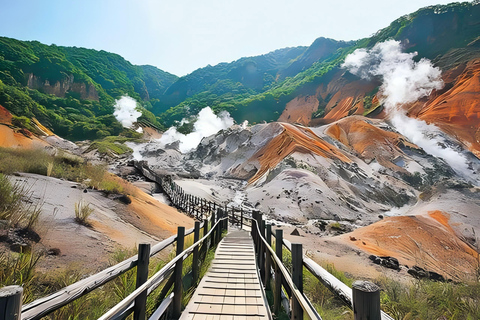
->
[126,111,480,280]
[125,57,480,279]
[113,96,142,128]
[159,107,234,153]
[342,40,471,177]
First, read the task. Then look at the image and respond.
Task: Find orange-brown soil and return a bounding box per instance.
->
[0,125,48,149]
[320,77,376,121]
[142,126,163,139]
[278,95,319,125]
[0,105,49,149]
[339,210,479,281]
[247,123,350,183]
[0,105,12,124]
[409,59,480,157]
[325,116,419,171]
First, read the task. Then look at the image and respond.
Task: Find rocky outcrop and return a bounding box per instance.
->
[0,104,12,124]
[369,255,400,271]
[26,73,99,101]
[278,95,319,125]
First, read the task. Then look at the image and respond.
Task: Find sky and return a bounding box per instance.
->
[0,0,466,76]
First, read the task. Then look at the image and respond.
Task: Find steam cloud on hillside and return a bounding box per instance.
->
[160,107,234,153]
[342,40,470,175]
[113,96,142,128]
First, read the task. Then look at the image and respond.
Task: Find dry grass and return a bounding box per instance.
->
[0,173,42,230]
[0,147,137,197]
[74,200,94,227]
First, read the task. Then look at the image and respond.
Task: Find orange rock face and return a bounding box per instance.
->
[0,125,47,149]
[321,77,376,121]
[343,211,479,281]
[407,59,480,157]
[325,116,419,171]
[0,105,48,148]
[248,123,350,183]
[0,105,12,125]
[278,95,319,125]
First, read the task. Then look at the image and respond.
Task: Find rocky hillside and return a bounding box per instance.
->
[135,111,480,280]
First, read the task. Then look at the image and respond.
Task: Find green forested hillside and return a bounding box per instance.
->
[0,1,478,140]
[0,37,177,140]
[157,1,480,126]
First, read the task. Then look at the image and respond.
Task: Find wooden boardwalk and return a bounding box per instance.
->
[180,229,271,320]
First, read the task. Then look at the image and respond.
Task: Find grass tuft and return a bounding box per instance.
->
[74,200,94,226]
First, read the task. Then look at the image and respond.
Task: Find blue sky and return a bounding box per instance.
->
[0,0,465,76]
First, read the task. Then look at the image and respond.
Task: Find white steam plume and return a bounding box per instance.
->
[159,107,234,153]
[113,96,142,128]
[342,40,470,175]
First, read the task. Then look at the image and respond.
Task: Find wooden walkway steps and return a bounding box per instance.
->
[180,229,271,320]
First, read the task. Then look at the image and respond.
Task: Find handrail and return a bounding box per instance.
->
[281,237,352,306]
[21,226,197,320]
[99,216,228,320]
[279,237,394,320]
[134,161,254,220]
[251,217,322,320]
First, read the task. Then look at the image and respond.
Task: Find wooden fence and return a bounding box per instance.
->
[1,161,394,320]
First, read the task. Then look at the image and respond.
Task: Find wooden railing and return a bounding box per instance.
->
[137,161,394,319]
[231,209,394,320]
[1,162,395,320]
[134,161,227,220]
[0,210,228,320]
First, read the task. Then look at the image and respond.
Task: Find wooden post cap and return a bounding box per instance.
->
[0,285,23,297]
[352,280,381,320]
[352,280,380,292]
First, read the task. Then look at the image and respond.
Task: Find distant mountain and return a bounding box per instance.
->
[0,37,178,139]
[1,1,479,143]
[157,2,480,129]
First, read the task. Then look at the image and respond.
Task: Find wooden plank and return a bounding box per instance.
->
[134,243,150,320]
[180,230,271,320]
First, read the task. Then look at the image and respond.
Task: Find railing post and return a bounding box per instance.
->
[211,210,216,247]
[216,209,222,245]
[203,218,209,253]
[0,286,22,320]
[134,243,151,320]
[224,204,228,224]
[254,211,262,266]
[352,280,381,320]
[224,208,228,231]
[251,211,256,238]
[265,224,272,290]
[240,208,243,230]
[173,226,185,319]
[260,219,266,282]
[274,229,283,315]
[193,221,200,285]
[291,243,303,320]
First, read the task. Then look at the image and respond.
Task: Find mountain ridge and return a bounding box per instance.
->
[0,1,479,144]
